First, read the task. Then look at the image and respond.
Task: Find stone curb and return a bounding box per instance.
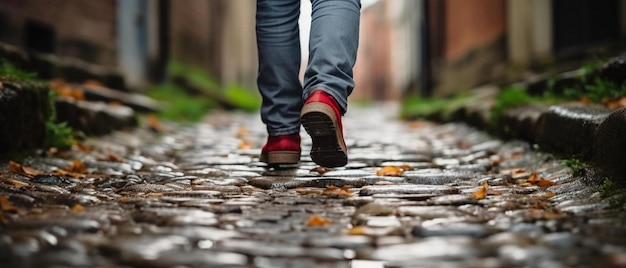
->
[450,97,626,181]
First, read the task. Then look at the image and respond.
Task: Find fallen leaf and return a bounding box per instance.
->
[8,161,22,173]
[0,196,18,213]
[83,80,104,87]
[146,192,163,198]
[603,97,626,109]
[580,96,591,104]
[22,166,43,176]
[238,140,254,150]
[66,160,87,174]
[322,185,354,198]
[235,127,249,138]
[106,153,125,162]
[108,101,123,107]
[147,114,165,133]
[311,166,331,175]
[376,166,405,176]
[307,215,331,226]
[8,161,42,177]
[408,121,432,129]
[71,204,85,212]
[338,189,354,198]
[0,177,28,189]
[472,182,488,200]
[545,191,556,198]
[526,172,556,187]
[76,143,93,153]
[347,226,367,235]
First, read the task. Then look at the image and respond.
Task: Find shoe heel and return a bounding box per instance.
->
[301,102,347,167]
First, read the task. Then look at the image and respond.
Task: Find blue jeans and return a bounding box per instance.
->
[256,0,361,136]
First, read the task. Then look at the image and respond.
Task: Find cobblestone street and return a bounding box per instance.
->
[1,103,626,267]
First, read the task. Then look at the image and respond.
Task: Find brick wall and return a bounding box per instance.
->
[0,0,117,66]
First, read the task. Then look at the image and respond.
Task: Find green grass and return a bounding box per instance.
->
[489,86,541,123]
[45,91,76,149]
[562,78,626,103]
[224,84,261,112]
[147,83,216,122]
[400,96,448,119]
[166,61,260,113]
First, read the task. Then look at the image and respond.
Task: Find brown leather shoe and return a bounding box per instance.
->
[301,90,347,167]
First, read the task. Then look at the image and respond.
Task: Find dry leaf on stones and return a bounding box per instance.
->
[472,182,488,200]
[307,215,331,226]
[376,166,405,176]
[0,196,18,213]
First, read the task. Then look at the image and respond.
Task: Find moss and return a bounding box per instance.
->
[599,177,626,207]
[1,61,75,151]
[561,158,587,176]
[0,60,37,81]
[400,93,473,120]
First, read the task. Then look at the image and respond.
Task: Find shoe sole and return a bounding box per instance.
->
[260,151,300,165]
[301,102,347,167]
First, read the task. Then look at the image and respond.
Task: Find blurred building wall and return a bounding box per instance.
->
[353,0,422,101]
[353,1,393,101]
[427,0,507,96]
[167,0,257,89]
[0,0,117,65]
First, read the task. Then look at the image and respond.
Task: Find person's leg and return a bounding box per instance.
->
[256,0,303,136]
[303,0,360,114]
[256,0,303,165]
[301,0,360,167]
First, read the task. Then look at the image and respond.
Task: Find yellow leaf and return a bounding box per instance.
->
[307,215,331,226]
[66,160,87,174]
[71,204,85,212]
[472,182,488,200]
[526,172,556,187]
[147,114,165,133]
[235,127,249,138]
[0,196,18,213]
[376,166,405,176]
[238,140,254,150]
[338,189,354,198]
[545,191,556,198]
[311,166,331,175]
[347,226,367,235]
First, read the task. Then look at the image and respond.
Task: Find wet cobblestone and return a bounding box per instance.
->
[1,104,626,267]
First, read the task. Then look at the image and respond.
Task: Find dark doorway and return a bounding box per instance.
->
[553,0,620,53]
[25,20,56,53]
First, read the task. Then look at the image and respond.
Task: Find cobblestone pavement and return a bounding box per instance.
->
[1,103,626,267]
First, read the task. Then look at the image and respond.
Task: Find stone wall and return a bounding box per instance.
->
[0,0,117,66]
